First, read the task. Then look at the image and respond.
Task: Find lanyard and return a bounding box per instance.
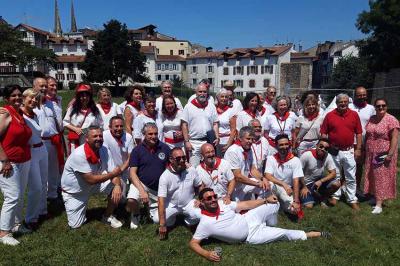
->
[276,116,287,134]
[251,141,263,163]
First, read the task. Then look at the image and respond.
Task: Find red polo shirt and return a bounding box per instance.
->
[320,108,362,149]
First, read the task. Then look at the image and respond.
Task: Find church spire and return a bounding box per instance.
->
[54,0,62,36]
[70,0,77,32]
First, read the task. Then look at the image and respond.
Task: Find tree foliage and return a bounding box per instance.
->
[0,23,55,67]
[356,0,400,72]
[328,55,374,90]
[81,19,150,87]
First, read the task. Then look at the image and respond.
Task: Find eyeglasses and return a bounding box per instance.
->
[317,144,329,151]
[203,194,218,201]
[375,104,386,109]
[268,91,276,95]
[173,156,186,161]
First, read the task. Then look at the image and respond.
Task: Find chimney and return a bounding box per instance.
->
[299,45,303,52]
[71,0,78,32]
[54,0,63,36]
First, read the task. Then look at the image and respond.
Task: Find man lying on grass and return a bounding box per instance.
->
[189,188,330,262]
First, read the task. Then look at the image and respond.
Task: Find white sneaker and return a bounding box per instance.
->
[0,233,20,246]
[371,206,383,214]
[130,214,140,230]
[102,215,123,228]
[11,223,32,234]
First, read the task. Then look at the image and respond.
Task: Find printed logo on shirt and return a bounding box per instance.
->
[158,152,166,160]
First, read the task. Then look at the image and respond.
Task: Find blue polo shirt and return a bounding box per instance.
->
[129,141,171,191]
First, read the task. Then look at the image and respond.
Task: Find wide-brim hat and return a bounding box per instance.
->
[223,80,235,89]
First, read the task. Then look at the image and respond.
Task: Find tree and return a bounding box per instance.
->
[81,19,149,88]
[0,23,55,68]
[327,55,374,90]
[356,0,400,72]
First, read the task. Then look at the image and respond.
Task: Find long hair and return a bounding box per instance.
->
[70,91,100,117]
[161,95,178,115]
[243,92,259,110]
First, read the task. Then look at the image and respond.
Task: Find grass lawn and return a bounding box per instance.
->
[0,90,399,265]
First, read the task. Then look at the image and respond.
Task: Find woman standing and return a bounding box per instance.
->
[123,85,144,135]
[133,95,161,144]
[236,92,261,131]
[293,96,324,155]
[0,85,32,246]
[96,87,121,130]
[159,95,184,149]
[21,89,49,229]
[364,98,399,214]
[63,83,103,153]
[215,89,236,157]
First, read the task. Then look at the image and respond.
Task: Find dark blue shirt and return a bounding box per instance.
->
[129,141,171,191]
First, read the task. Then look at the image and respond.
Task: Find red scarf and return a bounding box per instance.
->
[45,95,59,103]
[234,140,249,160]
[274,111,289,121]
[191,98,208,109]
[254,138,261,145]
[244,109,257,119]
[265,98,273,105]
[200,158,222,173]
[201,206,221,220]
[273,152,295,167]
[80,108,91,116]
[310,148,325,161]
[100,102,112,114]
[84,142,100,164]
[128,101,141,111]
[216,104,230,115]
[306,112,319,121]
[260,106,266,116]
[5,105,26,125]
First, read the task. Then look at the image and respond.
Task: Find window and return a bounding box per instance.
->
[149,42,152,46]
[173,74,178,80]
[157,48,160,54]
[261,65,273,74]
[223,67,229,75]
[157,75,162,81]
[170,50,173,55]
[208,65,214,73]
[233,66,244,75]
[67,74,76,81]
[247,66,258,75]
[263,79,270,87]
[161,64,165,71]
[165,64,169,70]
[56,63,64,70]
[165,74,170,80]
[221,80,225,87]
[234,80,243,88]
[22,31,28,38]
[157,64,161,70]
[173,64,177,70]
[67,63,74,73]
[193,78,197,85]
[208,78,213,84]
[192,66,197,73]
[179,50,184,55]
[249,79,256,88]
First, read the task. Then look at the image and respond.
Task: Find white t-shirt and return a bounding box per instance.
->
[251,137,269,172]
[96,102,121,130]
[23,114,43,145]
[124,103,141,130]
[259,107,274,132]
[63,107,103,131]
[182,100,218,139]
[300,150,336,185]
[155,96,183,112]
[236,110,262,131]
[231,98,243,116]
[118,101,127,114]
[158,167,202,208]
[35,96,63,137]
[264,155,303,187]
[264,111,297,140]
[196,158,234,197]
[295,113,325,141]
[61,145,115,194]
[224,144,254,178]
[159,110,184,148]
[262,101,275,115]
[217,107,236,145]
[133,112,162,140]
[349,103,375,137]
[193,201,248,243]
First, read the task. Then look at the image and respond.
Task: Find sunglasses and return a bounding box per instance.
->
[375,104,386,108]
[203,194,218,201]
[173,156,186,161]
[318,144,329,151]
[268,92,276,95]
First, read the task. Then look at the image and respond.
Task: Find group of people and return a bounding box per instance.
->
[0,78,398,262]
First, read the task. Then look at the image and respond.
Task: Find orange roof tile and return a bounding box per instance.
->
[156,55,186,62]
[56,55,85,63]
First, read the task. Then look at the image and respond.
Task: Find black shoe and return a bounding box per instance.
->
[321,232,332,238]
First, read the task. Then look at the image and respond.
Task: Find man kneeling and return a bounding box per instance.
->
[189,188,330,262]
[61,126,124,229]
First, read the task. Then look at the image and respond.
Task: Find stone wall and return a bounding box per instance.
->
[280,62,312,96]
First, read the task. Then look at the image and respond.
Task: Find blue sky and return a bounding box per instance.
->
[1,0,370,50]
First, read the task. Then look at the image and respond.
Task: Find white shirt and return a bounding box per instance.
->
[188,94,215,106]
[34,96,63,137]
[196,158,234,197]
[182,100,218,139]
[264,155,303,187]
[300,150,336,185]
[61,145,115,194]
[217,107,236,145]
[259,107,274,132]
[236,110,262,131]
[63,107,103,130]
[264,111,297,140]
[159,110,184,148]
[349,103,375,137]
[124,103,141,130]
[295,113,325,141]
[23,114,43,145]
[251,137,269,172]
[231,98,243,115]
[118,101,127,114]
[158,167,202,208]
[155,96,183,112]
[193,201,248,243]
[262,101,275,114]
[96,102,121,130]
[133,112,162,140]
[224,143,254,178]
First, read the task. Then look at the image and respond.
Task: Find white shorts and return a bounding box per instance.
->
[233,178,268,201]
[151,199,201,226]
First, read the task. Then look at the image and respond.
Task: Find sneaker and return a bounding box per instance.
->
[102,215,123,229]
[11,223,32,234]
[371,206,383,214]
[320,201,329,209]
[130,214,140,230]
[321,232,332,238]
[0,233,20,246]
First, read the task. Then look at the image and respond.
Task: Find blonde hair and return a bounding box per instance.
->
[22,88,40,98]
[97,87,111,98]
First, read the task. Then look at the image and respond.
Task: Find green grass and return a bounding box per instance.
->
[0,90,399,265]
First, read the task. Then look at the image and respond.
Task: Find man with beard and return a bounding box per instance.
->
[264,134,303,214]
[249,119,269,173]
[155,80,183,112]
[182,83,219,167]
[189,188,329,262]
[196,143,235,203]
[320,94,362,210]
[223,80,243,115]
[61,126,124,229]
[224,126,269,201]
[349,86,375,196]
[188,79,215,109]
[155,148,203,240]
[299,138,340,208]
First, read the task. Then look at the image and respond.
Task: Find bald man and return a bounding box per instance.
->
[33,77,48,94]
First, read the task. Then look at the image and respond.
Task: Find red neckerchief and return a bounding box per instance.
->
[80,108,91,116]
[200,158,222,181]
[21,108,35,119]
[84,142,100,164]
[274,152,295,167]
[354,101,367,108]
[100,102,111,114]
[201,206,221,220]
[191,98,208,109]
[128,101,141,111]
[4,105,26,125]
[45,95,59,103]
[244,109,257,119]
[265,98,273,105]
[234,140,249,160]
[143,110,157,120]
[306,112,319,121]
[310,148,325,161]
[274,111,289,121]
[216,104,230,115]
[260,106,266,116]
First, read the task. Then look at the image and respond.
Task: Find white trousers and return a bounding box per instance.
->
[0,161,30,231]
[62,180,113,229]
[151,199,201,226]
[26,146,49,223]
[331,149,358,203]
[233,178,267,201]
[297,140,318,156]
[188,139,207,167]
[271,183,294,212]
[244,203,307,244]
[44,140,61,199]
